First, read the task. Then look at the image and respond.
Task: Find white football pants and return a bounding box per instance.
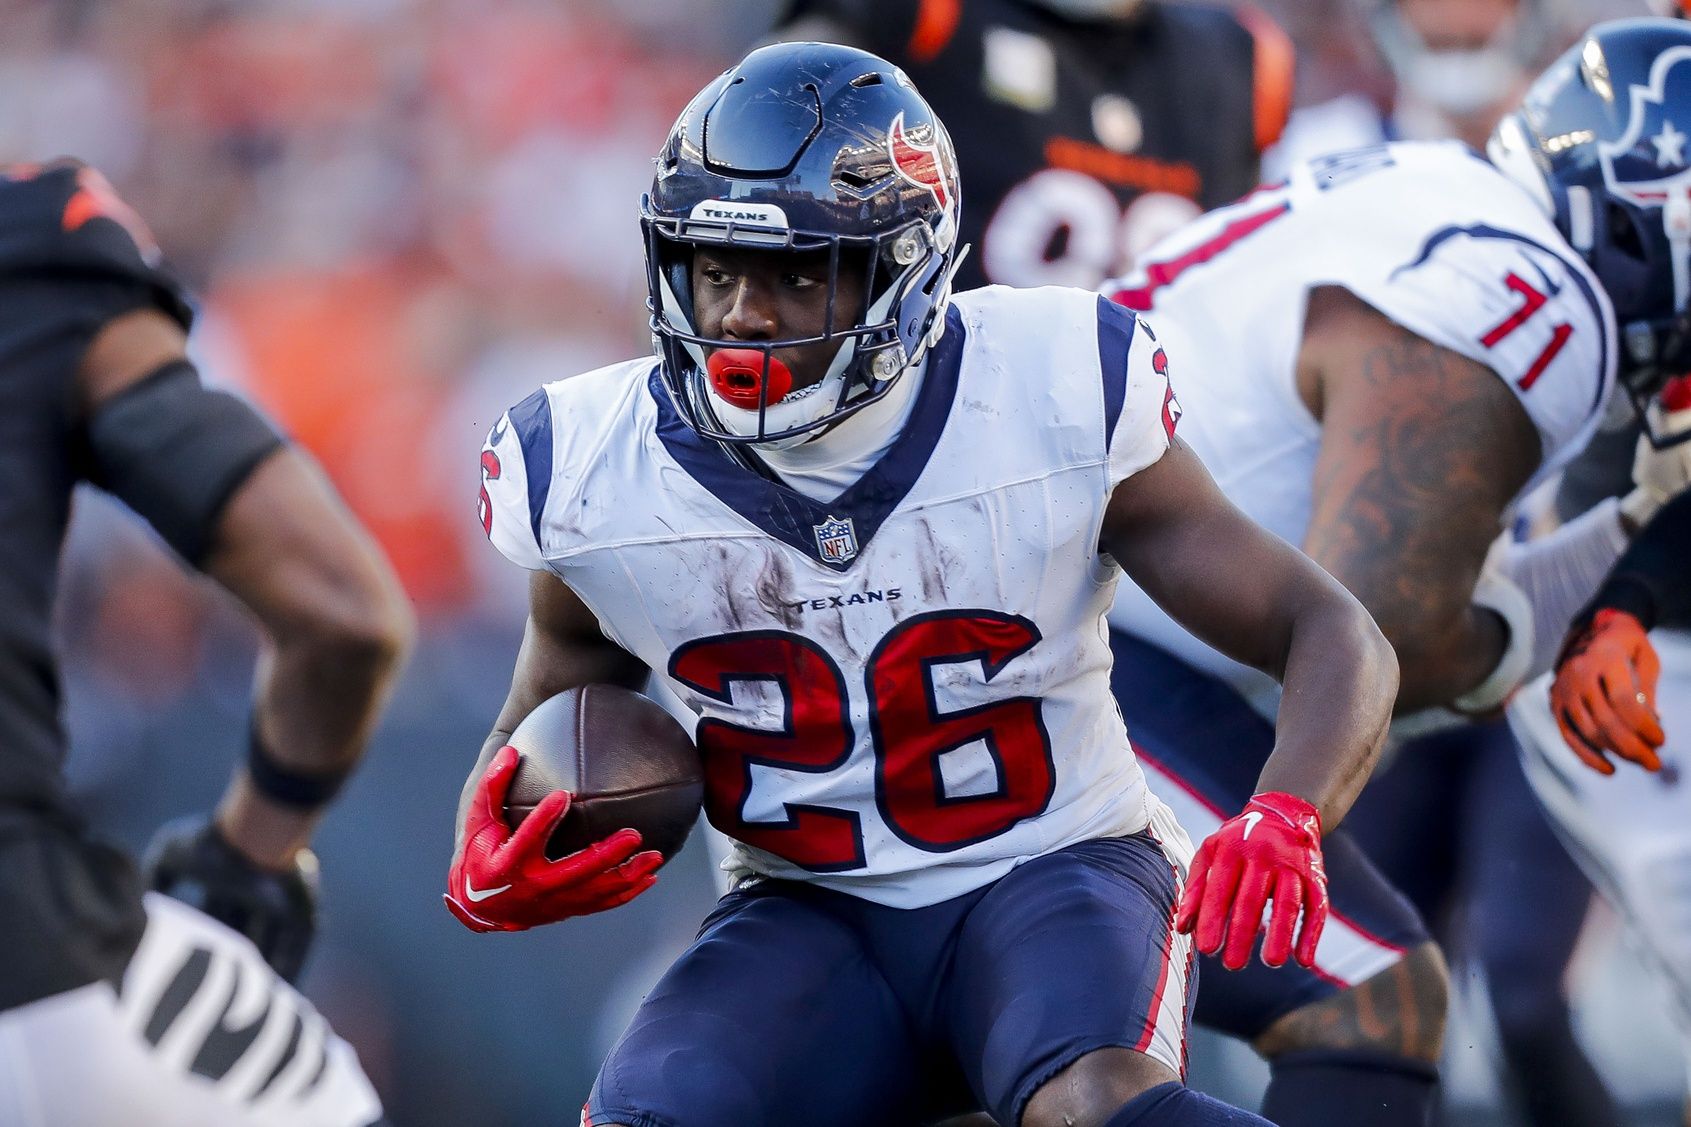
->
[0,892,383,1127]
[1510,629,1691,1082]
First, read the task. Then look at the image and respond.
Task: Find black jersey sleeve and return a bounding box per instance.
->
[1153,2,1290,205]
[0,160,193,332]
[774,0,936,62]
[1590,488,1691,631]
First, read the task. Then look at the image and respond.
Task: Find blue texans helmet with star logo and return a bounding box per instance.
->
[1490,17,1691,443]
[640,41,965,446]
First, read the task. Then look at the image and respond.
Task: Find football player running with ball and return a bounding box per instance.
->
[451,42,1399,1127]
[1098,16,1691,1127]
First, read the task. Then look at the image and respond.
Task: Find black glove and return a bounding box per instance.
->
[141,815,320,983]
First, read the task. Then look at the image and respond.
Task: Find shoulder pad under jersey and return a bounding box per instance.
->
[0,160,191,329]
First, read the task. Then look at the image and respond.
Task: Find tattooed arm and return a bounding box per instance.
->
[1294,286,1540,713]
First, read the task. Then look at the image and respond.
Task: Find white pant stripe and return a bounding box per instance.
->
[1140,758,1405,989]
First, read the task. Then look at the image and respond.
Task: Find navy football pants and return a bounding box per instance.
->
[586,833,1192,1127]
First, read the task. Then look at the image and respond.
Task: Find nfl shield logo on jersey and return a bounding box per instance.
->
[814,515,859,564]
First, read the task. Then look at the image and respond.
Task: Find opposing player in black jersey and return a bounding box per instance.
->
[770,0,1292,291]
[0,160,412,1125]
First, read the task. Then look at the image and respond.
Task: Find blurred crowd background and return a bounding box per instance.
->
[8,0,1683,1122]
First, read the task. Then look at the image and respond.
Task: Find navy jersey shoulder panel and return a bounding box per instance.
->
[1096,296,1137,451]
[507,386,554,549]
[1144,2,1260,164]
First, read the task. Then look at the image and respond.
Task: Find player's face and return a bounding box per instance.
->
[1398,0,1518,51]
[691,245,869,393]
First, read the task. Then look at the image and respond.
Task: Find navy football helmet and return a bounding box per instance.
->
[1489,17,1691,445]
[641,41,964,445]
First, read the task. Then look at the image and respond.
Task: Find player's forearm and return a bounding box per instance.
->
[455,729,514,851]
[1386,605,1512,714]
[454,574,649,848]
[1255,596,1398,831]
[217,623,408,868]
[1594,487,1691,630]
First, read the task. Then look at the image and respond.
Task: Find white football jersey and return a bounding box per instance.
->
[479,286,1189,908]
[1103,141,1618,711]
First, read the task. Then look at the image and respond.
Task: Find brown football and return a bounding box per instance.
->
[502,684,703,863]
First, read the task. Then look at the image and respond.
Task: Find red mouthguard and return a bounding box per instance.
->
[707,349,793,409]
[1663,374,1691,412]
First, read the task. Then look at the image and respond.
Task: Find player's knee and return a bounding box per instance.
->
[1020,1047,1178,1127]
[1256,941,1449,1063]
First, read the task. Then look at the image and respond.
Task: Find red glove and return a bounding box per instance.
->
[1552,609,1665,775]
[1176,791,1327,971]
[444,746,662,933]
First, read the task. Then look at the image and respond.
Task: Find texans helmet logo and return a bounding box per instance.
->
[889,112,955,217]
[1599,44,1691,206]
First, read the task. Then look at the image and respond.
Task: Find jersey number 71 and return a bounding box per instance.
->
[1481,271,1574,391]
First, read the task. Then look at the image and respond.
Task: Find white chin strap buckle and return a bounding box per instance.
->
[1666,186,1691,315]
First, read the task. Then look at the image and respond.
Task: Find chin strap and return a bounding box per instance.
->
[1666,185,1691,317]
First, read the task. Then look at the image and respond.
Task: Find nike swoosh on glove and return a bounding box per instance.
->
[1176,790,1327,972]
[1552,608,1664,775]
[444,745,662,933]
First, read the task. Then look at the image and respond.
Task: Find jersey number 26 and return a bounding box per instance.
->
[670,610,1057,871]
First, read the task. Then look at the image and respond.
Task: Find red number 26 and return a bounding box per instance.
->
[669,610,1056,871]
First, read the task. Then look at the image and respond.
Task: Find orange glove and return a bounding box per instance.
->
[1551,609,1665,774]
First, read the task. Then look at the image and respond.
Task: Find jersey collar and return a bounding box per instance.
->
[650,306,965,572]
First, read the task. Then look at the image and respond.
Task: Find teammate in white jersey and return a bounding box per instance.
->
[445,41,1399,1127]
[1100,17,1691,1127]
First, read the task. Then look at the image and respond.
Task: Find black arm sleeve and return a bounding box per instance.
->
[1590,487,1691,630]
[83,360,285,565]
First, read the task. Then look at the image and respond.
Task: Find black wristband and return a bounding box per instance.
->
[1590,575,1660,632]
[246,723,352,810]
